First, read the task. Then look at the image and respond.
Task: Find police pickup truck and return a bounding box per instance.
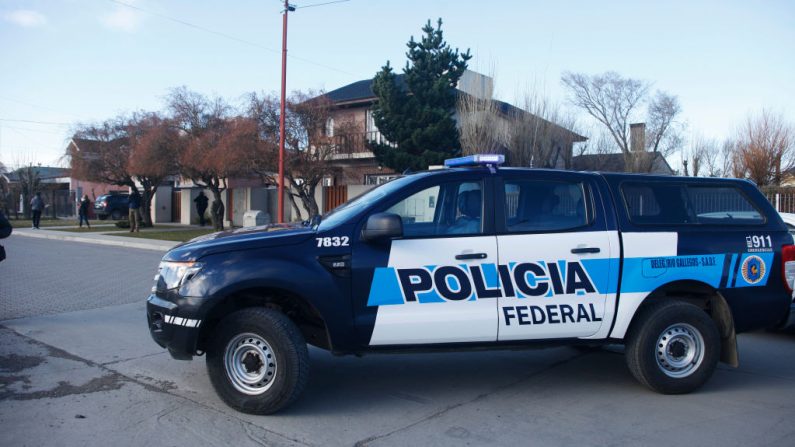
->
[146,154,795,414]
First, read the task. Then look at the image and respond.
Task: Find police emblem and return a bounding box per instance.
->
[741,255,765,284]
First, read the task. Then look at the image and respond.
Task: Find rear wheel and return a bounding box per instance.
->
[206,308,309,414]
[111,209,123,220]
[625,300,720,394]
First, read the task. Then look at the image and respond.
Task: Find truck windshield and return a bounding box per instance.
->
[318,175,418,229]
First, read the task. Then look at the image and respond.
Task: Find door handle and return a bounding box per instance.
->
[571,247,600,254]
[455,252,488,260]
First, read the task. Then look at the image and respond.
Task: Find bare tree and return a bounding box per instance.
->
[731,110,794,185]
[684,135,718,177]
[561,71,649,155]
[167,87,248,230]
[505,89,581,169]
[456,78,510,156]
[247,91,340,220]
[561,71,683,173]
[12,164,43,219]
[721,139,741,179]
[127,112,182,226]
[647,92,684,155]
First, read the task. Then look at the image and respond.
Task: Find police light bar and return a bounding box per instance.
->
[443,154,505,168]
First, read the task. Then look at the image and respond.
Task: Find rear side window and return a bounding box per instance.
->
[621,182,764,225]
[622,184,688,224]
[687,186,764,224]
[504,179,588,232]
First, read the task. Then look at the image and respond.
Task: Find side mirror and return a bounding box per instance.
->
[361,212,403,242]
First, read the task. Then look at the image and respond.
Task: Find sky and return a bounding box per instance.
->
[0,0,793,170]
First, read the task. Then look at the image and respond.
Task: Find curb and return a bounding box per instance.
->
[13,230,178,252]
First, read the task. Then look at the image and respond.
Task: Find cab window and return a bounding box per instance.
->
[385,181,483,237]
[504,180,588,232]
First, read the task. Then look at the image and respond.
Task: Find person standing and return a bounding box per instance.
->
[30,192,44,229]
[78,194,92,229]
[128,189,142,232]
[0,209,11,263]
[194,191,209,226]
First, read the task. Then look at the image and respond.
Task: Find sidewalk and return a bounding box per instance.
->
[12,227,182,252]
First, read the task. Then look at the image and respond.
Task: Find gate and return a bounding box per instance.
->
[171,190,181,222]
[324,185,348,213]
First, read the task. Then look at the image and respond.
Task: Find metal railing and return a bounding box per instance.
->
[329,131,396,156]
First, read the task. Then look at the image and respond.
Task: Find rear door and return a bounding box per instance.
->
[495,171,619,340]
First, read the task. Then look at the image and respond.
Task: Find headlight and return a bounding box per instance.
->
[153,261,203,292]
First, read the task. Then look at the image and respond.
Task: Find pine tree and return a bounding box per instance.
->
[370,19,471,172]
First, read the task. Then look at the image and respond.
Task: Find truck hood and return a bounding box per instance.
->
[162,223,316,262]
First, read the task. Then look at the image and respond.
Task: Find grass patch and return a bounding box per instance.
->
[109,228,217,242]
[9,219,79,228]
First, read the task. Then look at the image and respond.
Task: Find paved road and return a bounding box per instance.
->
[1,237,794,446]
[0,235,162,320]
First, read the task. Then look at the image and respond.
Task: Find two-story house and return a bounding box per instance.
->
[320,70,586,187]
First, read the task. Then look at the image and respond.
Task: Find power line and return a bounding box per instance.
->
[0,118,71,126]
[296,0,350,9]
[0,124,70,135]
[0,95,78,118]
[107,0,355,76]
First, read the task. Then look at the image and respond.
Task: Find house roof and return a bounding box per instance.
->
[324,75,586,142]
[571,152,673,174]
[5,166,70,182]
[325,75,408,104]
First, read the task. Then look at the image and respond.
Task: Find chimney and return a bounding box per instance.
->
[630,123,646,152]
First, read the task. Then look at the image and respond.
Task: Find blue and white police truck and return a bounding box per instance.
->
[146,154,795,414]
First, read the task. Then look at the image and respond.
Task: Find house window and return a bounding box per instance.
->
[365,109,377,133]
[325,117,335,137]
[365,174,400,185]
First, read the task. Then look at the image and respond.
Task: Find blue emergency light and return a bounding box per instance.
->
[444,154,505,171]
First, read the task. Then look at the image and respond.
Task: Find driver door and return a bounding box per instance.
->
[351,174,500,346]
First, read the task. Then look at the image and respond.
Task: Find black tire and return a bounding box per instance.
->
[97,215,108,221]
[206,308,309,414]
[111,209,122,220]
[625,300,720,394]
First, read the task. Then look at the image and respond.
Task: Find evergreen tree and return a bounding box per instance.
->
[370,19,471,172]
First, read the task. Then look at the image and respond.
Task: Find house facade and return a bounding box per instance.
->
[320,70,587,187]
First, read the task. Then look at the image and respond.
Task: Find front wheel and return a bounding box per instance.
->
[625,300,720,394]
[206,308,309,414]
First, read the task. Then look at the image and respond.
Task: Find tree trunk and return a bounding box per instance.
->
[209,187,225,231]
[140,184,157,228]
[299,188,319,219]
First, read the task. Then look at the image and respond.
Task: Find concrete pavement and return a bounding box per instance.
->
[2,301,794,447]
[2,236,795,446]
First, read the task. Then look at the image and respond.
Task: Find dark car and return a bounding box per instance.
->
[94,193,129,220]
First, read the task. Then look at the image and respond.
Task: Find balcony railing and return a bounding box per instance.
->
[329,131,396,157]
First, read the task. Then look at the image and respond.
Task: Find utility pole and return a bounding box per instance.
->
[278,1,295,223]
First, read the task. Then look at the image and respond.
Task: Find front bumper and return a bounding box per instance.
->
[146,294,203,360]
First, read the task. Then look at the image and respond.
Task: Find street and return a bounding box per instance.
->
[1,236,795,447]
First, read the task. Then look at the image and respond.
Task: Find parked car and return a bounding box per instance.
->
[94,193,129,220]
[146,154,795,414]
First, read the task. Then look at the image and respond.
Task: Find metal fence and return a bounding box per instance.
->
[763,188,795,213]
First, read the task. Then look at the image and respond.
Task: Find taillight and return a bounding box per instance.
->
[781,244,795,293]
